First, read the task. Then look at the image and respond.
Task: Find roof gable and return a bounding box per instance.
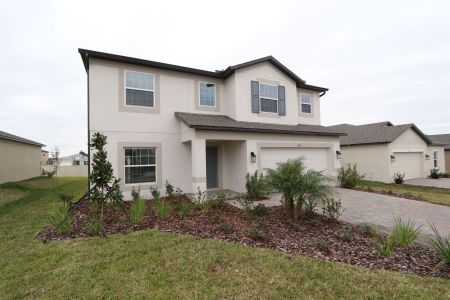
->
[78,49,327,92]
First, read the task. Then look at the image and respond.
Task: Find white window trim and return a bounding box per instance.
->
[433,150,438,168]
[124,70,156,108]
[300,93,313,114]
[198,81,217,107]
[259,82,278,114]
[124,147,157,185]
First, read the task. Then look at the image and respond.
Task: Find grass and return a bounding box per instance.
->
[358,180,450,206]
[0,177,449,298]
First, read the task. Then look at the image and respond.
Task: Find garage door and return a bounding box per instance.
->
[260,147,329,173]
[393,152,422,180]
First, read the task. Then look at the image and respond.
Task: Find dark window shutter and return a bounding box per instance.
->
[251,81,260,113]
[278,85,286,116]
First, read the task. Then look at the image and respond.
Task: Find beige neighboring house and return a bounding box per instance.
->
[79,49,345,199]
[0,131,45,184]
[41,150,49,166]
[427,134,450,172]
[328,122,446,183]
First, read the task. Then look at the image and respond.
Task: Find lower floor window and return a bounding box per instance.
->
[124,148,156,184]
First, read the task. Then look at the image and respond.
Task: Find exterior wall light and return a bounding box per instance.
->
[336,150,341,159]
[390,155,396,163]
[250,152,256,163]
[425,154,430,160]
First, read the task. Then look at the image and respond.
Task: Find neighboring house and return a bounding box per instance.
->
[41,150,49,166]
[328,122,446,182]
[0,131,45,184]
[79,49,345,199]
[59,153,89,166]
[427,134,450,172]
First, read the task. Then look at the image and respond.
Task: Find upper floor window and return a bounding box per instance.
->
[199,82,216,107]
[300,93,312,114]
[433,151,438,168]
[125,70,155,107]
[259,83,278,113]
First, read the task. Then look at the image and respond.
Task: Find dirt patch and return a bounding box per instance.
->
[38,197,449,279]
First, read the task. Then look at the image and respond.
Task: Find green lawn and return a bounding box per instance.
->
[0,177,449,299]
[358,180,450,207]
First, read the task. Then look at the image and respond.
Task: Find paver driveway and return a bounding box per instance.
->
[405,178,450,189]
[335,188,450,240]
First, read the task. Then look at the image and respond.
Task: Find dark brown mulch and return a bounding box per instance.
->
[37,198,450,279]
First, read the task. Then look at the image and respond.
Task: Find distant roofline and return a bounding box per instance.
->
[0,131,45,147]
[78,49,328,93]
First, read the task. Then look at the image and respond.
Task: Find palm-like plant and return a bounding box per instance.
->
[265,158,332,220]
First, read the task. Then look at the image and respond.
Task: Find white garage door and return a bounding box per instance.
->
[393,152,422,180]
[260,147,330,173]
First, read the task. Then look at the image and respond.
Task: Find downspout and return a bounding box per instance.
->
[86,54,91,190]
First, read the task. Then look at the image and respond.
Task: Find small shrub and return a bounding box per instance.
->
[219,222,231,233]
[253,203,267,216]
[257,220,269,229]
[376,236,396,257]
[289,221,301,232]
[441,172,450,178]
[42,169,56,177]
[211,214,222,223]
[361,223,379,238]
[303,197,318,215]
[154,199,172,220]
[130,197,147,224]
[245,171,272,200]
[430,168,440,179]
[393,172,405,184]
[310,219,322,227]
[315,240,331,255]
[337,227,352,242]
[322,197,342,220]
[85,218,102,235]
[53,202,71,235]
[58,192,74,205]
[338,164,364,189]
[150,186,160,199]
[249,228,267,240]
[165,180,175,198]
[193,187,207,204]
[390,217,421,247]
[131,186,140,201]
[210,192,227,210]
[177,201,191,217]
[237,196,252,215]
[429,223,450,266]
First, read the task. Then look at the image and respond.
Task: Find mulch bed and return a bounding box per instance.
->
[38,197,450,279]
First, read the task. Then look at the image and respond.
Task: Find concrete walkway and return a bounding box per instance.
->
[405,178,450,189]
[335,188,450,240]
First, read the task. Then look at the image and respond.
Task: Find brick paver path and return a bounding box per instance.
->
[335,188,450,240]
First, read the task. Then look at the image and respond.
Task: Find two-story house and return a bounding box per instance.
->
[79,49,345,199]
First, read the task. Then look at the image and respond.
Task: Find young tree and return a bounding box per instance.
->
[265,158,331,220]
[89,132,123,223]
[51,147,60,176]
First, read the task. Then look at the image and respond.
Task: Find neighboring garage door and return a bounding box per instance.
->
[393,152,422,180]
[260,147,330,173]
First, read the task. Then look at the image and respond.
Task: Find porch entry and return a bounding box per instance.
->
[206,146,219,189]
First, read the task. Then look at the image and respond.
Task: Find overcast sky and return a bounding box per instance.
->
[1,0,449,156]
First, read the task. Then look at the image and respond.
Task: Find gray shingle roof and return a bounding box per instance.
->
[175,112,346,137]
[327,122,432,146]
[428,134,450,150]
[0,131,45,147]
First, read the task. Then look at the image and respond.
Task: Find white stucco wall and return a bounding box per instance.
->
[340,144,391,182]
[88,58,331,199]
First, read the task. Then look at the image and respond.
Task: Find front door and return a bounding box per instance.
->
[206,146,218,189]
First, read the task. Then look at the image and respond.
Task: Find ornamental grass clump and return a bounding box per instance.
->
[429,223,450,266]
[390,217,421,247]
[245,171,272,200]
[130,193,147,225]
